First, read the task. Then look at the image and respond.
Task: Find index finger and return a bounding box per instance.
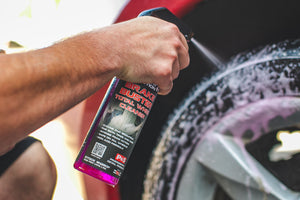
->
[179,32,189,52]
[177,32,190,70]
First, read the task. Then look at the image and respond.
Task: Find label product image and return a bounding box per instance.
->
[82,80,158,178]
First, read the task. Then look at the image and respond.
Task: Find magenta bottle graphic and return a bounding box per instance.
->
[74,7,193,186]
[74,78,158,186]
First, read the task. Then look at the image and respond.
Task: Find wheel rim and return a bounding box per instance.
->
[143,39,300,200]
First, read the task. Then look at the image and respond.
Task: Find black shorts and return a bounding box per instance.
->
[0,136,40,176]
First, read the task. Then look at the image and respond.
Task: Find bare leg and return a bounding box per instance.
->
[0,141,57,200]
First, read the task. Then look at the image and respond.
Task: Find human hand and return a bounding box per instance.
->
[98,16,190,95]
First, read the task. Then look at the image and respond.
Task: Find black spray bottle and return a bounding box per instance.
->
[74,7,193,187]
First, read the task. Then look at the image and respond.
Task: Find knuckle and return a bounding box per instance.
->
[172,38,182,48]
[169,51,178,62]
[168,23,180,33]
[168,40,183,59]
[157,65,172,78]
[164,23,181,39]
[153,64,173,86]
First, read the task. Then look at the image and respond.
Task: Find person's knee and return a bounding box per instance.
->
[0,141,57,200]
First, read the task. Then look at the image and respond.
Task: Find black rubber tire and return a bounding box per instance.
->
[142,39,300,200]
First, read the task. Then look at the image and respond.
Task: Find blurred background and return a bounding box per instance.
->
[0,0,126,50]
[0,0,126,199]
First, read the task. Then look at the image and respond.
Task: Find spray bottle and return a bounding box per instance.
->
[74,7,193,187]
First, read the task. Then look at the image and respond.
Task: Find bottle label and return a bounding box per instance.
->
[82,80,158,178]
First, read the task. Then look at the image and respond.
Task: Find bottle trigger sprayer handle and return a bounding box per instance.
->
[74,7,193,187]
[139,7,194,41]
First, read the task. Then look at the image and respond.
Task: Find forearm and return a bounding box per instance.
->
[0,31,116,150]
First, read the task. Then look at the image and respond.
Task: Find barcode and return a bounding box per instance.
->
[91,142,107,158]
